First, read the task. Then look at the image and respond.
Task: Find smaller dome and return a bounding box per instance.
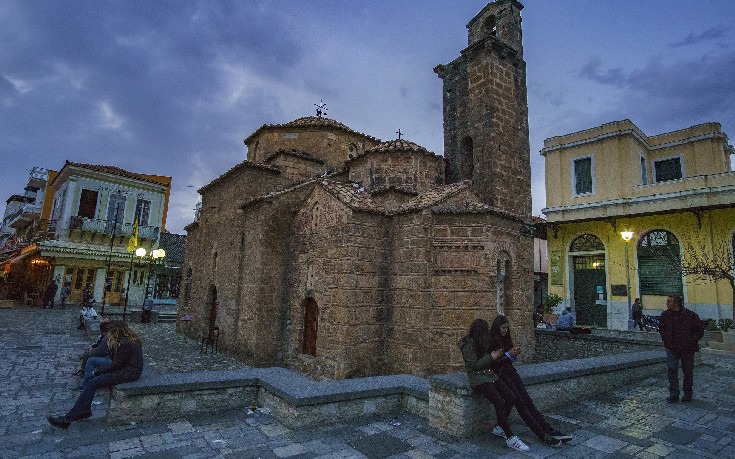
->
[366,139,432,154]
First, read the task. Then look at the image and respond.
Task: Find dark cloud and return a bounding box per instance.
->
[669,26,728,48]
[578,50,735,132]
[579,57,626,87]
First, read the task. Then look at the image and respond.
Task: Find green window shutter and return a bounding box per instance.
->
[638,246,683,295]
[574,158,592,194]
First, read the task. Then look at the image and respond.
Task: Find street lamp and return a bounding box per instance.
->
[135,247,165,324]
[136,248,166,301]
[621,231,634,330]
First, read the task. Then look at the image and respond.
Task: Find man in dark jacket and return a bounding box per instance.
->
[659,295,704,403]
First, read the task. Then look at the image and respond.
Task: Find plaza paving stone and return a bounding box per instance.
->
[2,306,735,458]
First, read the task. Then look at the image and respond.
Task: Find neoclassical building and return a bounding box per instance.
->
[181,0,535,379]
[543,120,735,328]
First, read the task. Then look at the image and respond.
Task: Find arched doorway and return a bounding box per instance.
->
[637,230,682,297]
[302,298,318,356]
[569,234,607,327]
[206,284,218,336]
[496,252,511,315]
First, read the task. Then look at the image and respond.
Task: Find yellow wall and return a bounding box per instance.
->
[544,121,731,210]
[547,208,735,312]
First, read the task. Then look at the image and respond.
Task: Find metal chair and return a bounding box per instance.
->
[201,326,219,354]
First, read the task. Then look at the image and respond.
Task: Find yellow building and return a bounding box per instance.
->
[542,120,735,329]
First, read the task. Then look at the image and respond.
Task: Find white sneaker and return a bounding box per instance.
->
[491,424,506,438]
[506,435,530,452]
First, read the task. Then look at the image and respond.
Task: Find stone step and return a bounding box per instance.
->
[0,299,16,309]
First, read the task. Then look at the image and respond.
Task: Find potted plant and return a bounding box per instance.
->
[541,294,564,325]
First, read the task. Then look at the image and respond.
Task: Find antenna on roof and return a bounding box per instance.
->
[396,129,402,140]
[314,99,328,117]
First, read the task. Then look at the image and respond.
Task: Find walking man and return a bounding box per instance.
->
[659,295,704,403]
[632,298,644,331]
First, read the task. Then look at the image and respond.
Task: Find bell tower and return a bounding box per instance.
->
[434,0,530,217]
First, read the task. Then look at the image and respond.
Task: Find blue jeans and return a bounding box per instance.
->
[666,349,694,398]
[66,373,116,420]
[80,356,112,389]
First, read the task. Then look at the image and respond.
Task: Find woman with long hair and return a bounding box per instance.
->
[489,315,571,446]
[459,318,530,452]
[48,321,143,429]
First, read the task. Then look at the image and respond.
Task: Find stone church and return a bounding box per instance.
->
[180,0,534,379]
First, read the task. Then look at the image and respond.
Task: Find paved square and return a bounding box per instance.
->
[2,307,735,458]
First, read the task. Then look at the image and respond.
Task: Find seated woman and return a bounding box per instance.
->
[489,315,572,446]
[48,321,143,429]
[459,319,530,452]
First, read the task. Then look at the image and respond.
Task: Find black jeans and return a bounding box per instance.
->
[666,349,694,398]
[475,380,515,438]
[499,367,553,440]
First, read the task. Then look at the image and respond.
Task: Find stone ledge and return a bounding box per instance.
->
[429,350,666,392]
[116,367,428,405]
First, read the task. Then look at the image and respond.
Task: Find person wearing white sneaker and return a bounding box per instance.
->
[459,319,520,444]
[489,315,571,448]
[506,435,530,452]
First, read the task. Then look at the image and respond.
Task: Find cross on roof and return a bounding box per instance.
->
[396,129,402,140]
[314,99,328,117]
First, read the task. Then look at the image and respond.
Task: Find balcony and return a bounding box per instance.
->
[69,216,160,240]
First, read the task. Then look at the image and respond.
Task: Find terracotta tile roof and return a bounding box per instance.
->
[432,201,526,222]
[346,139,444,164]
[265,148,325,164]
[244,116,380,143]
[62,161,168,186]
[199,160,281,194]
[320,180,470,216]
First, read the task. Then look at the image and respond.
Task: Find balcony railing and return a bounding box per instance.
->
[69,216,160,240]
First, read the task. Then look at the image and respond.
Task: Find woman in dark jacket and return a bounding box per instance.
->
[489,315,571,446]
[48,321,143,429]
[460,319,530,452]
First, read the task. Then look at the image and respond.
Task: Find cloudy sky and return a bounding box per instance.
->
[2,0,733,234]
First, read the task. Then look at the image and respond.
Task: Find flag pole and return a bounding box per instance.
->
[100,203,119,316]
[123,216,139,322]
[123,252,133,322]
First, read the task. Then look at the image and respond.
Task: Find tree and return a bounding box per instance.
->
[677,233,735,320]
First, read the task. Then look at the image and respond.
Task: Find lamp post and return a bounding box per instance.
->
[136,247,165,323]
[621,231,634,330]
[136,247,166,301]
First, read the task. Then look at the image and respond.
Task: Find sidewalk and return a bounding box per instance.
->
[2,306,734,458]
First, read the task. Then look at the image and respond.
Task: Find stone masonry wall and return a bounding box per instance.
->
[264,153,325,182]
[235,186,316,366]
[532,330,661,362]
[347,151,445,194]
[179,165,287,350]
[248,129,380,170]
[288,188,391,379]
[428,211,534,371]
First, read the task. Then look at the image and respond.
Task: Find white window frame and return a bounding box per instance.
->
[570,154,595,197]
[652,154,685,183]
[640,155,648,185]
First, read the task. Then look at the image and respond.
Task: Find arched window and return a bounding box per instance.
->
[461,136,474,180]
[183,267,192,304]
[483,15,497,37]
[570,234,604,252]
[206,284,218,335]
[496,252,511,315]
[302,298,318,356]
[637,230,682,296]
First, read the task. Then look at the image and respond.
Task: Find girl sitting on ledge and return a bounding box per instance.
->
[48,321,143,429]
[489,314,572,447]
[459,318,531,452]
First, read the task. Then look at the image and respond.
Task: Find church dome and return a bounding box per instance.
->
[365,139,431,154]
[348,139,446,194]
